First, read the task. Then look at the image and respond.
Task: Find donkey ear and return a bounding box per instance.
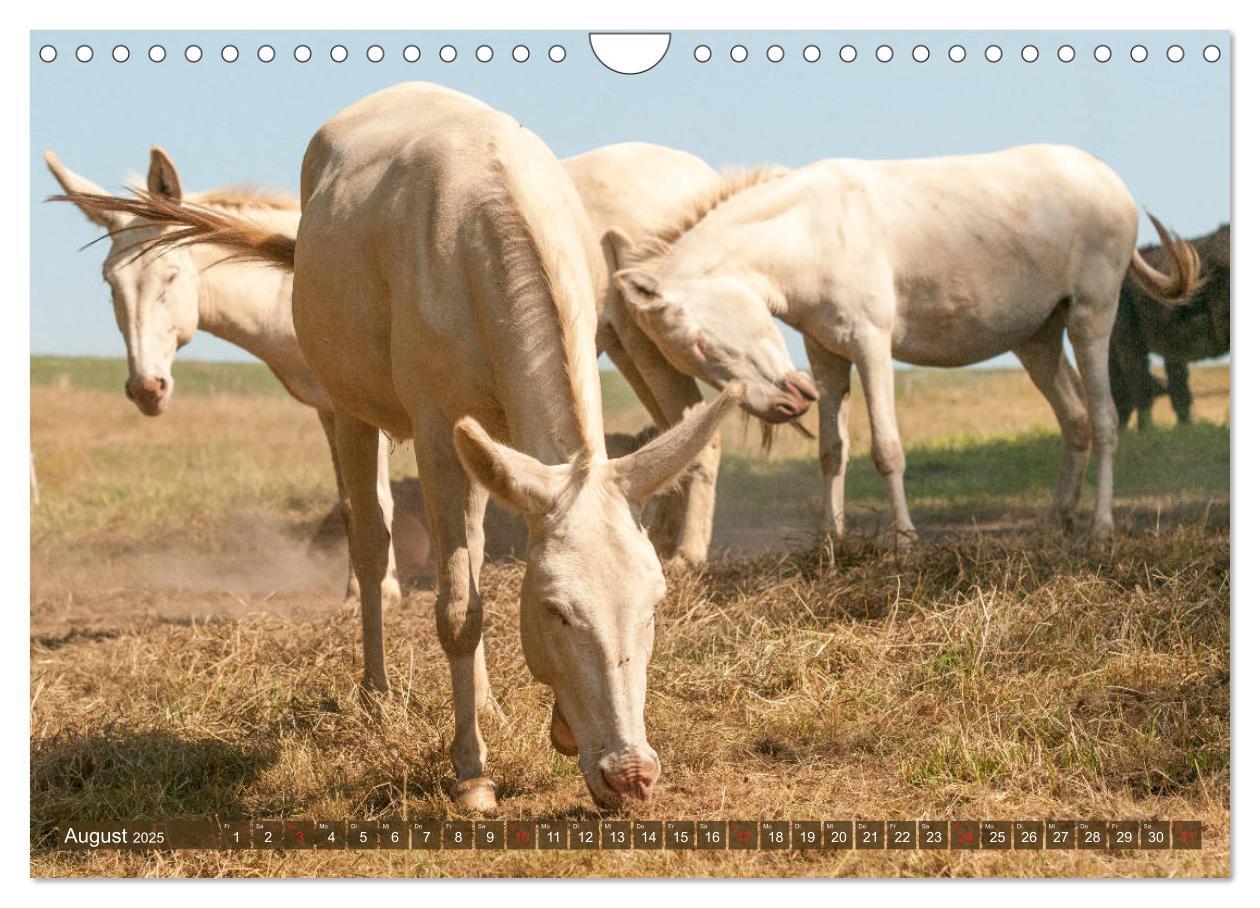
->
[147,146,183,200]
[614,269,666,312]
[453,416,562,515]
[43,149,122,229]
[612,383,745,504]
[601,227,634,271]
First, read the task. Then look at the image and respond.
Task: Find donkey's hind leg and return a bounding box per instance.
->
[1166,359,1193,424]
[1013,317,1092,533]
[851,335,916,543]
[1067,281,1124,542]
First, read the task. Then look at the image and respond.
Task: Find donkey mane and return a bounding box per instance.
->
[624,165,789,266]
[189,185,300,213]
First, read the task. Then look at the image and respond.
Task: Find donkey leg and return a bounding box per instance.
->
[1068,299,1122,543]
[1137,354,1159,430]
[614,326,720,567]
[601,332,684,557]
[1014,323,1091,533]
[374,431,402,608]
[333,410,392,693]
[805,336,852,540]
[412,402,496,812]
[1166,360,1193,424]
[852,337,916,542]
[318,409,360,603]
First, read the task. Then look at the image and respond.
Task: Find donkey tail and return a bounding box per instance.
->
[50,189,296,271]
[1127,212,1201,305]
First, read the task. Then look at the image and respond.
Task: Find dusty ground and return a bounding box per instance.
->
[29,358,1230,878]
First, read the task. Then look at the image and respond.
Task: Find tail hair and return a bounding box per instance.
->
[49,189,296,271]
[1128,212,1201,305]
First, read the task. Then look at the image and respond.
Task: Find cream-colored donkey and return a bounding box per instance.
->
[49,143,733,568]
[45,148,400,606]
[610,145,1200,542]
[62,83,740,812]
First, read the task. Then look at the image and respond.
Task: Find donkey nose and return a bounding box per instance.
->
[785,370,819,402]
[126,376,169,413]
[598,746,661,801]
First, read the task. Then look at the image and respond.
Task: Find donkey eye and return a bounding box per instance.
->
[544,601,571,626]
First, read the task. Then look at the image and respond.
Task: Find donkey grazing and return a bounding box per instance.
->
[609,144,1199,542]
[1110,224,1230,428]
[62,83,738,811]
[45,148,400,607]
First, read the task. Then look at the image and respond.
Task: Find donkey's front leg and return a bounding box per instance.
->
[806,337,853,540]
[333,410,393,694]
[852,338,917,542]
[614,327,720,567]
[320,412,401,607]
[412,405,496,812]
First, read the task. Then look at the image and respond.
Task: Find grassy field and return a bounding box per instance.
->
[29,356,1230,878]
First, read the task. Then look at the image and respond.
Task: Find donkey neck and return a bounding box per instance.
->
[483,264,608,467]
[186,240,329,409]
[655,177,824,328]
[473,177,607,467]
[190,246,295,360]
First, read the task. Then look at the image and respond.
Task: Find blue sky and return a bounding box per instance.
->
[30,29,1229,368]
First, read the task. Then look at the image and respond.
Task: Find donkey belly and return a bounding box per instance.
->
[890,280,1067,368]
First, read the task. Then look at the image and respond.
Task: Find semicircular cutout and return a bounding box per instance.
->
[589,33,671,74]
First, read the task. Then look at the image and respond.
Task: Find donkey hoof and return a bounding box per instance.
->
[357,674,391,711]
[890,526,918,549]
[452,777,498,813]
[1090,522,1115,545]
[664,550,706,573]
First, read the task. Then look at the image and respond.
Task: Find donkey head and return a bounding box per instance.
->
[45,147,200,416]
[454,385,743,806]
[605,229,817,423]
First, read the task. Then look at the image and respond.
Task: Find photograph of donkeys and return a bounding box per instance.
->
[30,30,1228,877]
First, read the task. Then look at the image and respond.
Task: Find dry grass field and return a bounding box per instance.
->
[29,356,1230,878]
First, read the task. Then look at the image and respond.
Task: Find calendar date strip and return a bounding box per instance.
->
[55,819,1203,851]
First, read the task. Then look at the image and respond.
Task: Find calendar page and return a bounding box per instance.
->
[28,24,1229,880]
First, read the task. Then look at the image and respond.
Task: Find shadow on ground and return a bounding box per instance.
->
[30,731,275,850]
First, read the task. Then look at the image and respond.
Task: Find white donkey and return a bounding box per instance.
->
[64,83,739,811]
[44,148,400,606]
[609,145,1199,542]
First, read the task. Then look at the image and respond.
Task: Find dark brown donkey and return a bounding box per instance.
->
[1110,224,1230,428]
